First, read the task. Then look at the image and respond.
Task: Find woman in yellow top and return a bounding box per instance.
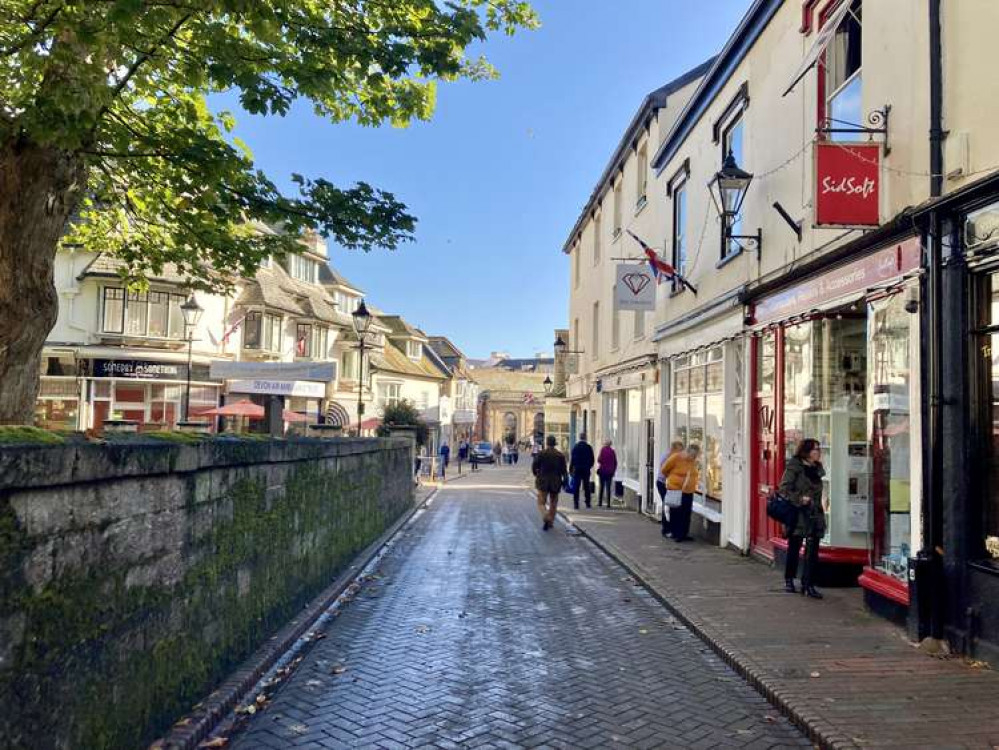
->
[661,444,700,542]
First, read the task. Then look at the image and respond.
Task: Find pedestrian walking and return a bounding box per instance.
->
[531,439,541,457]
[457,439,468,474]
[596,439,618,508]
[493,442,502,465]
[439,442,450,479]
[414,447,426,485]
[662,444,700,542]
[778,438,827,599]
[512,443,519,465]
[658,440,684,536]
[532,435,568,531]
[471,447,479,472]
[569,432,595,509]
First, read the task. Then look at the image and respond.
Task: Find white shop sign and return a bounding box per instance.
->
[228,379,326,398]
[614,264,656,312]
[210,361,336,381]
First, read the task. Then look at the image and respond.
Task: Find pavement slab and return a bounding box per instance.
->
[560,500,999,750]
[227,466,810,749]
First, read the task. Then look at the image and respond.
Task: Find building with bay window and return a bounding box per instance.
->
[39,248,228,432]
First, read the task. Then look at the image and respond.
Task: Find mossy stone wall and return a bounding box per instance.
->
[0,437,413,750]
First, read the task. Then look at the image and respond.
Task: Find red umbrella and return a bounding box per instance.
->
[282,410,311,423]
[201,400,264,418]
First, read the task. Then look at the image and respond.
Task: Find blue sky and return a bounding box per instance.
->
[223,0,752,359]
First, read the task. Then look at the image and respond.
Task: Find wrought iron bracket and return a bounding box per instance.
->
[816,105,892,155]
[728,228,763,263]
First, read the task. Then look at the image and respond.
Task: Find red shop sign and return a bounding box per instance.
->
[815,142,881,226]
[753,236,921,325]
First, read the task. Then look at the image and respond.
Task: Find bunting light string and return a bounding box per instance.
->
[830,139,999,180]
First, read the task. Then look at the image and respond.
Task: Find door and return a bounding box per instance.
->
[751,330,783,557]
[645,419,656,515]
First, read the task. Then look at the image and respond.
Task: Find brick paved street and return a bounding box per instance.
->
[228,466,810,749]
[561,504,999,750]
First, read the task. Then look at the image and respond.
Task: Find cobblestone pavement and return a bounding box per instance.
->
[229,466,810,749]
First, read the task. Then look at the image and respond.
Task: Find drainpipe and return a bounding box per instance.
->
[924,0,945,641]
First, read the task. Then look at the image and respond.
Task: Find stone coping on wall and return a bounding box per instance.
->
[0,437,411,489]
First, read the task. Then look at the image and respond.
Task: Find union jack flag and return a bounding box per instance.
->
[523,392,537,406]
[627,231,697,294]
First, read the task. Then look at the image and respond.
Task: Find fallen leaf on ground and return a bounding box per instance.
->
[147,742,166,750]
[809,671,821,678]
[197,739,228,749]
[762,715,777,723]
[288,724,308,735]
[638,628,649,635]
[255,694,268,705]
[306,679,323,687]
[172,718,192,728]
[415,625,431,634]
[331,664,348,675]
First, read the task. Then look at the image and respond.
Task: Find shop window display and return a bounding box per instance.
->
[671,347,724,499]
[979,274,999,565]
[783,315,868,548]
[869,295,914,580]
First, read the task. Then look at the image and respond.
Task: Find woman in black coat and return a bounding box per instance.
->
[778,438,827,599]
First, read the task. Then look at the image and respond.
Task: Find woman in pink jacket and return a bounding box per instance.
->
[596,439,618,508]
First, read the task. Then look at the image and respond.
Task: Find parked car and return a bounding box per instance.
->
[471,441,495,463]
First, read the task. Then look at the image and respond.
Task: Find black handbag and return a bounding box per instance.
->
[766,492,799,528]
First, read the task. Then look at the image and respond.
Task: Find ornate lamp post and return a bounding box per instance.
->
[180,294,203,422]
[708,150,762,260]
[351,298,373,435]
[543,375,553,395]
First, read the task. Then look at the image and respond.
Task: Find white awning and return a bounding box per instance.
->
[783,0,854,97]
[656,307,744,360]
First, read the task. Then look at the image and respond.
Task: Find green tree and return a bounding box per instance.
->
[377,399,428,446]
[0,0,537,424]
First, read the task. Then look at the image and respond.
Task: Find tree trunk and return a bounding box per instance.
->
[0,136,86,425]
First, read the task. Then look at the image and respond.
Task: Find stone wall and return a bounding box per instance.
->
[0,437,413,750]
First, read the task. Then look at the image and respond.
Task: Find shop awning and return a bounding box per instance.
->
[783,0,854,97]
[201,399,312,423]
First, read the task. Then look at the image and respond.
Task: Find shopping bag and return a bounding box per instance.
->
[766,492,798,528]
[664,489,683,508]
[565,475,578,495]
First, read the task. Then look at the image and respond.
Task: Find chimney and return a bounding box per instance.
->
[553,328,568,396]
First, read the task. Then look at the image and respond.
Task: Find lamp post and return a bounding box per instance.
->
[351,298,373,435]
[180,294,204,422]
[708,150,763,261]
[543,375,553,395]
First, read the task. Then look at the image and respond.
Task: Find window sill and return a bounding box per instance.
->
[715,247,744,270]
[634,196,648,216]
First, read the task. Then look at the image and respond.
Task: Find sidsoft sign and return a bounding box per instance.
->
[754,237,920,325]
[815,142,881,227]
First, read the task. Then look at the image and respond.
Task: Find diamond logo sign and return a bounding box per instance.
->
[615,264,656,311]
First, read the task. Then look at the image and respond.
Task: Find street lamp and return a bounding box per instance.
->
[351,298,373,435]
[543,375,553,395]
[553,334,584,356]
[180,294,204,422]
[708,150,762,260]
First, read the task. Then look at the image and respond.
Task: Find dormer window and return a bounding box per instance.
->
[288,254,319,283]
[407,341,422,360]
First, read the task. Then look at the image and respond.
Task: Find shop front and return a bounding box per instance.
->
[656,297,747,547]
[37,351,222,433]
[920,182,999,663]
[748,236,922,603]
[597,363,657,513]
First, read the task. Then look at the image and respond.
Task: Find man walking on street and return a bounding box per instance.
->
[533,435,568,531]
[439,442,450,480]
[569,432,595,510]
